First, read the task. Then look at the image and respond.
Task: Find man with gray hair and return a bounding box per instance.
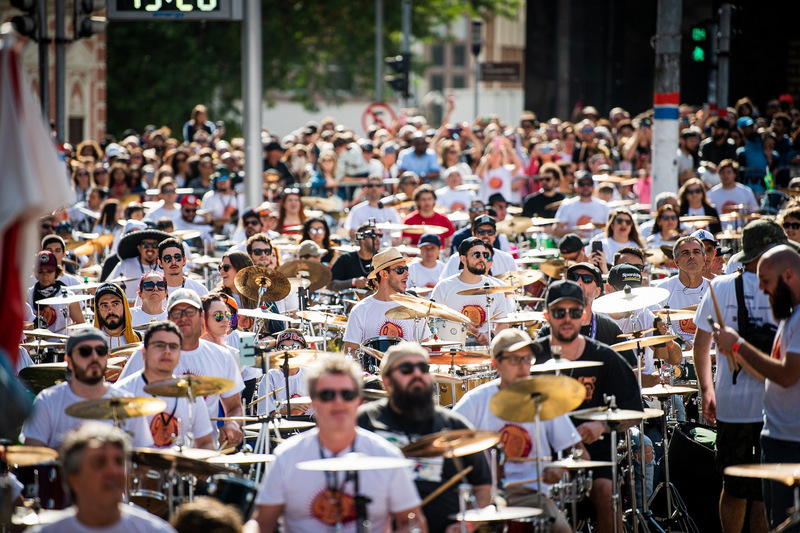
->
[28,422,174,532]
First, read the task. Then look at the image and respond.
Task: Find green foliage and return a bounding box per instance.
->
[106,0,521,138]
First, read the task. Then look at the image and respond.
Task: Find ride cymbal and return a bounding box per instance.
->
[296,453,415,472]
[724,464,800,486]
[390,293,470,324]
[610,334,678,352]
[1,445,58,467]
[234,265,291,303]
[489,375,585,422]
[278,260,332,293]
[592,287,669,314]
[496,270,544,287]
[144,375,234,398]
[456,284,516,296]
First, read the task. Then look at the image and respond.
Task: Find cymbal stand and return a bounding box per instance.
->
[184,387,197,448]
[483,287,495,342]
[279,350,293,418]
[623,424,656,533]
[602,395,623,533]
[775,486,800,532]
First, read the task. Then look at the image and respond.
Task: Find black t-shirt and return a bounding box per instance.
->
[522,191,565,218]
[532,336,643,463]
[358,399,493,533]
[536,313,637,366]
[330,251,372,281]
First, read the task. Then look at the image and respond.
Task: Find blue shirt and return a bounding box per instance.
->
[397,147,441,177]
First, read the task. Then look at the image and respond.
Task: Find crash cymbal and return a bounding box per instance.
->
[496,270,544,287]
[642,407,665,419]
[360,345,385,361]
[610,334,678,352]
[18,362,123,393]
[79,264,103,276]
[207,452,276,465]
[402,429,501,459]
[421,339,464,350]
[170,229,202,241]
[618,328,657,339]
[680,215,718,225]
[132,321,160,331]
[277,260,332,293]
[428,353,492,366]
[65,396,167,420]
[111,342,143,358]
[494,311,546,325]
[386,305,428,321]
[234,265,291,303]
[455,183,481,191]
[301,196,339,211]
[24,328,69,339]
[571,407,646,422]
[394,244,421,256]
[144,375,234,398]
[430,372,465,384]
[724,464,800,486]
[69,281,105,291]
[651,307,696,320]
[592,287,669,314]
[530,217,560,226]
[131,448,233,477]
[450,506,543,522]
[545,200,564,211]
[36,293,94,306]
[457,284,516,296]
[296,453,416,472]
[447,211,471,223]
[497,217,534,236]
[544,456,615,469]
[192,255,221,266]
[239,307,299,323]
[408,286,433,295]
[241,419,317,432]
[106,276,139,285]
[390,293,471,324]
[538,259,574,279]
[403,224,449,235]
[19,340,64,349]
[489,375,586,422]
[1,445,58,467]
[715,230,743,240]
[295,310,346,324]
[640,384,698,396]
[529,358,603,373]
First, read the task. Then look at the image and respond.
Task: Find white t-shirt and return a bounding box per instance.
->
[28,504,175,533]
[107,258,162,302]
[585,235,640,264]
[408,259,445,288]
[555,197,609,239]
[479,164,516,204]
[255,367,312,416]
[20,383,154,449]
[694,272,773,423]
[430,275,511,338]
[440,248,517,280]
[707,183,758,213]
[129,306,168,327]
[201,190,246,220]
[254,428,421,533]
[343,202,401,231]
[655,275,709,344]
[762,307,800,442]
[436,186,475,213]
[454,379,581,492]
[165,278,209,298]
[343,296,429,345]
[114,371,213,448]
[147,201,182,223]
[116,340,244,444]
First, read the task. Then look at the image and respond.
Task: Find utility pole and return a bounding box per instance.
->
[717,4,733,118]
[375,0,383,103]
[401,0,411,108]
[651,0,682,209]
[38,0,49,119]
[55,0,66,142]
[471,20,482,120]
[243,0,263,210]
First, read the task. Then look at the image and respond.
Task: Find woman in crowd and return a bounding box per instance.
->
[778,205,800,242]
[129,271,168,324]
[71,165,94,204]
[168,148,192,187]
[678,177,722,235]
[309,149,338,197]
[301,217,335,264]
[274,188,306,235]
[215,250,256,309]
[587,208,644,272]
[108,163,134,200]
[646,204,684,246]
[94,199,122,235]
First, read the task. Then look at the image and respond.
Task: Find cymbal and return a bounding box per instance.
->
[20,340,64,349]
[403,224,449,235]
[171,229,202,241]
[376,222,411,232]
[296,452,416,472]
[592,287,669,314]
[234,265,291,303]
[207,452,276,465]
[295,310,346,324]
[360,345,385,361]
[529,358,603,373]
[497,217,534,236]
[408,286,433,295]
[610,334,678,352]
[494,311,545,325]
[69,281,105,291]
[489,375,586,422]
[301,196,339,211]
[652,307,696,320]
[402,429,501,458]
[18,362,123,393]
[538,258,574,279]
[421,339,464,350]
[455,183,481,191]
[496,270,544,287]
[278,259,332,293]
[390,293,470,324]
[111,342,143,358]
[386,305,426,321]
[530,217,560,226]
[640,384,698,396]
[239,307,300,323]
[276,396,312,406]
[132,321,160,331]
[131,448,233,477]
[394,244,421,256]
[144,375,234,398]
[450,506,543,522]
[428,353,492,366]
[571,407,646,422]
[545,456,615,469]
[0,445,58,467]
[106,275,138,285]
[262,349,328,369]
[36,293,94,306]
[242,419,317,432]
[618,328,657,339]
[680,215,718,225]
[79,264,103,276]
[545,200,564,211]
[65,396,167,420]
[192,255,221,266]
[24,328,69,339]
[724,463,800,486]
[517,296,546,305]
[642,407,665,419]
[363,388,389,401]
[447,211,470,223]
[715,231,743,240]
[457,284,516,296]
[430,372,465,384]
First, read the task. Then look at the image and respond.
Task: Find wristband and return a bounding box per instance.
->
[666,340,675,349]
[732,337,744,353]
[351,278,356,288]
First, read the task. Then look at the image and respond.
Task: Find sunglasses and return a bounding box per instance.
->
[215,175,230,182]
[577,181,594,187]
[183,208,198,214]
[309,227,325,235]
[614,218,633,226]
[661,215,678,222]
[394,362,430,375]
[387,266,408,275]
[251,248,272,256]
[568,272,596,285]
[168,308,199,320]
[161,253,184,264]
[283,188,300,195]
[213,311,232,322]
[219,264,233,272]
[74,344,109,357]
[470,251,493,259]
[469,207,484,213]
[315,389,359,402]
[142,280,167,291]
[550,307,583,319]
[686,188,703,195]
[244,219,261,226]
[475,229,496,237]
[365,184,383,189]
[162,188,176,194]
[539,177,554,182]
[783,222,800,230]
[500,354,534,365]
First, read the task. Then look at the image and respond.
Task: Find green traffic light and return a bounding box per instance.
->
[692,27,707,41]
[692,46,705,62]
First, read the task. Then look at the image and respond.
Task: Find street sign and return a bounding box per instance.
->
[362,103,396,134]
[108,0,243,21]
[480,62,521,83]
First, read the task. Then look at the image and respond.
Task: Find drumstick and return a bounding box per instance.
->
[476,312,504,328]
[505,476,539,488]
[247,386,287,408]
[420,465,473,507]
[708,284,739,371]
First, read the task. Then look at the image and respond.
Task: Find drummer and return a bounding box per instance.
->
[247,355,425,533]
[20,327,154,449]
[93,282,143,349]
[29,250,85,334]
[41,234,81,288]
[129,272,169,325]
[114,321,215,450]
[157,238,209,297]
[343,248,429,355]
[440,215,516,279]
[328,221,380,293]
[106,229,169,303]
[358,342,493,533]
[454,329,582,533]
[407,233,445,289]
[255,329,313,417]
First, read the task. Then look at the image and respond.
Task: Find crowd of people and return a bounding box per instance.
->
[5,95,800,533]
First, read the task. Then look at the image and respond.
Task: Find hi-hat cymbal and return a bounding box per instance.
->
[571,407,646,422]
[592,287,669,314]
[131,448,233,477]
[640,384,698,396]
[301,196,339,211]
[395,244,421,256]
[295,310,346,324]
[37,293,94,306]
[489,375,586,422]
[170,229,202,241]
[450,506,543,522]
[24,328,69,339]
[494,311,546,325]
[144,375,234,398]
[239,307,299,323]
[724,464,800,486]
[65,396,167,420]
[402,429,501,459]
[234,265,291,303]
[529,358,603,373]
[390,293,470,324]
[610,334,678,352]
[497,217,534,236]
[296,452,416,472]
[457,284,516,296]
[538,259,574,279]
[278,260,332,293]
[618,328,657,339]
[496,270,545,287]
[207,452,276,465]
[18,362,124,393]
[1,445,59,467]
[652,307,696,320]
[69,281,105,291]
[262,349,328,369]
[241,419,317,432]
[544,456,615,469]
[421,339,464,350]
[530,217,560,226]
[386,305,428,321]
[430,372,465,384]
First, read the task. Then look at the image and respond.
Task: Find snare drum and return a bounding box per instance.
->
[211,475,257,519]
[437,381,467,407]
[16,462,70,510]
[361,336,402,373]
[128,464,168,518]
[430,318,467,346]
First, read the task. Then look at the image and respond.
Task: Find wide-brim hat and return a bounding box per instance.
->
[739,219,798,264]
[117,229,171,260]
[367,247,412,279]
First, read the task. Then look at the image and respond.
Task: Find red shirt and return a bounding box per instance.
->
[401,211,455,245]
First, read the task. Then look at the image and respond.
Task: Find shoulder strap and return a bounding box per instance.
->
[732,273,747,384]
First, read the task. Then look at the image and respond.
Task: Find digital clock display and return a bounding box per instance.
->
[108,0,242,20]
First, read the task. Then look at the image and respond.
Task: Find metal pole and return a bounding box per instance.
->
[474,62,479,119]
[375,0,383,103]
[471,20,482,121]
[38,0,49,119]
[55,0,66,143]
[401,0,411,108]
[707,21,718,111]
[650,0,682,211]
[717,4,732,117]
[555,0,571,119]
[243,0,263,211]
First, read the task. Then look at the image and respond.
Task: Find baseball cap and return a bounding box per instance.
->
[491,328,537,359]
[180,195,201,207]
[167,288,202,312]
[558,233,584,255]
[737,116,755,128]
[418,233,442,248]
[472,214,497,231]
[66,326,107,355]
[41,234,66,250]
[691,229,717,245]
[297,240,326,258]
[380,341,429,374]
[36,250,57,272]
[487,193,507,205]
[241,208,260,222]
[545,280,585,307]
[94,283,125,305]
[607,264,643,290]
[566,262,603,287]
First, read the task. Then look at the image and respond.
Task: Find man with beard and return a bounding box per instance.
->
[432,237,510,345]
[699,117,738,169]
[440,215,516,279]
[107,229,170,302]
[21,327,153,449]
[553,171,609,239]
[173,194,213,245]
[157,238,208,297]
[522,162,566,219]
[358,342,492,533]
[532,280,642,533]
[231,209,273,253]
[329,221,382,292]
[94,283,142,349]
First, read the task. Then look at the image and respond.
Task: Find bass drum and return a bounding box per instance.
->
[210,475,257,520]
[15,462,70,510]
[361,336,402,373]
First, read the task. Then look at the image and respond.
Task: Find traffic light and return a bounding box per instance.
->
[74,0,107,40]
[385,53,410,99]
[691,25,707,62]
[10,0,39,40]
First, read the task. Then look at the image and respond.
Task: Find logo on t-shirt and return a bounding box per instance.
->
[772,333,782,360]
[500,424,532,459]
[150,413,179,448]
[461,304,486,326]
[379,322,404,337]
[310,489,356,525]
[451,202,466,212]
[577,215,594,227]
[578,376,596,401]
[489,177,503,189]
[678,318,696,335]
